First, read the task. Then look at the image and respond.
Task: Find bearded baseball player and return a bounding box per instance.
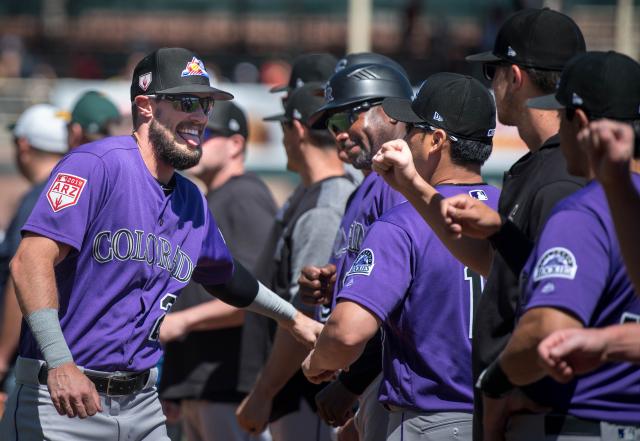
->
[0,47,320,441]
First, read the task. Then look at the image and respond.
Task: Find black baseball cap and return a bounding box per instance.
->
[264,82,326,126]
[131,48,234,101]
[206,101,248,138]
[334,52,408,77]
[527,51,640,121]
[309,63,414,129]
[270,53,338,93]
[466,8,585,71]
[383,72,496,143]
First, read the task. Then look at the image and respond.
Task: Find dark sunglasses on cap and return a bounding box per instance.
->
[326,100,382,136]
[148,94,214,115]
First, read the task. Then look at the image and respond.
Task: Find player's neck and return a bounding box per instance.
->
[428,160,483,186]
[300,148,345,187]
[517,108,560,152]
[133,131,175,184]
[208,161,245,191]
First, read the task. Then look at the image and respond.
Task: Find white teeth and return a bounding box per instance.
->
[179,128,199,136]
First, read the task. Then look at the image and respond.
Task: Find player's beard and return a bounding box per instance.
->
[149,119,202,170]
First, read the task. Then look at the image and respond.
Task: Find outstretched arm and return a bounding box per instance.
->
[372,140,494,276]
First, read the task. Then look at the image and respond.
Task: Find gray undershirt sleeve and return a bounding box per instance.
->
[24,308,73,369]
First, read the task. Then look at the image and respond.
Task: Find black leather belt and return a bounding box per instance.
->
[38,366,150,396]
[544,414,601,436]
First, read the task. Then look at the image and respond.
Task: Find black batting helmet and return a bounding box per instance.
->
[334,52,408,77]
[309,63,414,129]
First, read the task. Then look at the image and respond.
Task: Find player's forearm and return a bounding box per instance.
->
[502,308,583,385]
[602,174,640,293]
[404,180,494,277]
[310,320,368,372]
[252,327,310,399]
[176,300,244,333]
[601,324,640,363]
[0,279,22,368]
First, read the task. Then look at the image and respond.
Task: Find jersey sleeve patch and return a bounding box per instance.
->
[469,189,488,200]
[533,247,578,282]
[345,248,375,277]
[46,173,88,212]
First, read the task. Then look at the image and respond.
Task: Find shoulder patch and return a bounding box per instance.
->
[533,247,577,282]
[346,248,375,277]
[47,173,87,212]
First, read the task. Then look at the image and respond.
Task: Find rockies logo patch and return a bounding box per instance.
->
[46,173,87,212]
[533,247,577,282]
[346,248,375,277]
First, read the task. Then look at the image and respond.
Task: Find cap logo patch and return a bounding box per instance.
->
[572,93,583,106]
[324,85,334,102]
[139,72,152,91]
[345,248,375,277]
[229,119,240,131]
[292,109,302,120]
[433,111,444,122]
[487,128,496,137]
[469,189,488,200]
[47,173,87,212]
[335,58,348,72]
[295,78,305,88]
[507,46,517,57]
[181,57,209,79]
[533,247,577,282]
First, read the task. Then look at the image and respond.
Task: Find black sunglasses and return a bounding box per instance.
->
[326,100,382,136]
[482,62,510,81]
[149,94,214,115]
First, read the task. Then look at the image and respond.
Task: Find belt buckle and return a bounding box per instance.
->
[105,375,127,397]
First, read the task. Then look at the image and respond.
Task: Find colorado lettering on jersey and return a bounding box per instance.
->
[92,229,194,282]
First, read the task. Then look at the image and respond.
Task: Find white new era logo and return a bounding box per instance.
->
[433,111,444,122]
[507,46,517,57]
[293,109,302,120]
[572,93,583,106]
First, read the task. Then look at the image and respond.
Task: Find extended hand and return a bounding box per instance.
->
[298,264,337,306]
[537,328,607,383]
[372,139,423,195]
[283,312,324,350]
[315,379,358,427]
[47,362,102,418]
[441,194,502,239]
[302,350,339,384]
[236,389,272,434]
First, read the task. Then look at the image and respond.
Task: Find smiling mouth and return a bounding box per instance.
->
[177,126,202,147]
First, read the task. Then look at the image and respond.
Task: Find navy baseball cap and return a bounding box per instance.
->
[527,51,640,121]
[206,101,248,138]
[131,48,234,101]
[383,72,496,143]
[466,8,585,71]
[264,82,325,126]
[270,53,338,93]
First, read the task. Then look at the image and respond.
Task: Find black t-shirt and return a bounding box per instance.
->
[159,173,277,402]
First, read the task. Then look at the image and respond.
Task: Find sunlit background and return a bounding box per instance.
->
[0,0,638,233]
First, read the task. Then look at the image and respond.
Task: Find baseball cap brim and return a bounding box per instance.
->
[382,97,424,123]
[155,84,234,100]
[269,84,289,93]
[526,94,564,110]
[465,51,503,63]
[263,113,289,122]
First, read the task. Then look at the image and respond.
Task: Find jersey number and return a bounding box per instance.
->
[148,293,177,342]
[464,267,484,339]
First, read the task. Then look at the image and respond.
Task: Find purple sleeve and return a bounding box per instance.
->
[22,153,108,251]
[522,209,609,325]
[191,206,234,286]
[337,221,412,322]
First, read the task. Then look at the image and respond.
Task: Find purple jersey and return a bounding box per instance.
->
[318,173,405,321]
[337,184,500,412]
[520,175,640,424]
[20,136,234,372]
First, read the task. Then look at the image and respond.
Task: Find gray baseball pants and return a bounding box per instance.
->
[386,410,472,441]
[506,414,640,441]
[0,356,169,441]
[354,374,390,441]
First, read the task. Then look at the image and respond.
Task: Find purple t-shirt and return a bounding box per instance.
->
[20,136,234,372]
[520,175,640,424]
[337,184,500,412]
[318,173,405,321]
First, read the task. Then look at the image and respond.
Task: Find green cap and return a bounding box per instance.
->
[71,91,121,134]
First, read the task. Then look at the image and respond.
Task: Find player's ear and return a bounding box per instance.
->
[510,64,524,90]
[292,119,306,140]
[430,128,447,153]
[574,108,590,131]
[227,134,245,158]
[134,95,154,122]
